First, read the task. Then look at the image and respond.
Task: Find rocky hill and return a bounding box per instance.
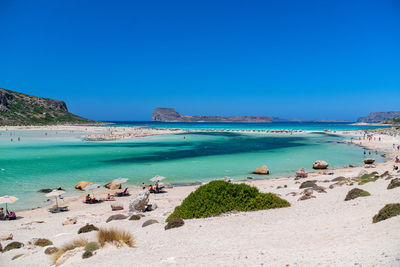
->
[0,88,95,125]
[357,111,400,123]
[152,108,350,123]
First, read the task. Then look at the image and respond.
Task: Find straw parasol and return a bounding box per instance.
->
[0,195,19,210]
[45,190,66,206]
[84,183,100,198]
[112,178,128,185]
[150,175,165,182]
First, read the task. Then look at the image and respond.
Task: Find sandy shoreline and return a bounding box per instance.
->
[0,126,399,266]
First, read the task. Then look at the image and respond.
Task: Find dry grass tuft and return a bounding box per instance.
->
[51,238,88,265]
[97,228,134,248]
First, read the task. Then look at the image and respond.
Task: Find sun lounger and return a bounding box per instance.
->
[115,187,130,197]
[5,212,16,220]
[48,206,69,213]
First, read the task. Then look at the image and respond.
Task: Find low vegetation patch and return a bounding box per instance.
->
[44,247,58,255]
[84,242,99,253]
[129,215,141,220]
[165,218,184,230]
[359,172,380,185]
[97,228,134,248]
[106,214,127,223]
[387,178,400,190]
[11,254,23,260]
[3,241,24,252]
[373,203,400,223]
[78,224,99,234]
[167,181,290,221]
[34,238,53,247]
[142,219,159,227]
[82,251,93,259]
[52,238,87,265]
[299,180,317,189]
[344,188,371,201]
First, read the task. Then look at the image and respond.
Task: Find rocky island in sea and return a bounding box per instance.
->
[152,107,351,123]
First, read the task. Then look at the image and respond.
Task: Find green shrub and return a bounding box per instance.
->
[344,188,370,201]
[358,172,380,185]
[167,181,290,221]
[44,247,58,255]
[3,242,24,252]
[165,218,184,230]
[129,215,141,220]
[373,203,400,223]
[34,238,53,247]
[12,254,23,260]
[82,251,93,259]
[299,180,316,189]
[84,242,99,252]
[78,224,99,234]
[387,178,400,190]
[142,219,158,227]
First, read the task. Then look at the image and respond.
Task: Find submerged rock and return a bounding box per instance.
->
[104,179,122,190]
[313,160,329,169]
[252,165,269,175]
[75,181,92,190]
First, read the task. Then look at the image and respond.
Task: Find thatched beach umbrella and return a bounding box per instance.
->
[84,183,100,198]
[150,175,165,182]
[112,178,128,185]
[0,195,18,210]
[45,190,66,206]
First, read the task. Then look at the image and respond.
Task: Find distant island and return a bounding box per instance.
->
[0,88,95,125]
[152,108,350,123]
[357,111,400,124]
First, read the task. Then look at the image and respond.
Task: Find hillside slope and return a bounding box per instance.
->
[0,88,95,125]
[357,111,400,123]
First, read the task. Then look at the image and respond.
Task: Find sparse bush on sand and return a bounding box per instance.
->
[78,224,99,234]
[34,238,53,247]
[51,238,87,265]
[84,242,100,253]
[82,251,93,259]
[97,228,134,248]
[165,218,184,230]
[344,188,370,201]
[372,203,400,223]
[387,178,400,190]
[167,181,290,221]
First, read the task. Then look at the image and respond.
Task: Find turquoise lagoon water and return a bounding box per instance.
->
[0,122,387,210]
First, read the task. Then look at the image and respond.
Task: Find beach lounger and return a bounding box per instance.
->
[115,187,130,197]
[48,206,69,213]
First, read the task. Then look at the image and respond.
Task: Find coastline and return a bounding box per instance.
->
[0,126,399,266]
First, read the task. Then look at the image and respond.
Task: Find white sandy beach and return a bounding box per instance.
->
[0,128,399,267]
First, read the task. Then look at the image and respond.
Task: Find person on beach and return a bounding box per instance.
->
[142,183,146,190]
[85,194,91,203]
[0,208,4,220]
[393,165,398,171]
[148,185,155,193]
[395,156,399,163]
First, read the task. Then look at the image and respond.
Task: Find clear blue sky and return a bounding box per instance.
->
[1,0,399,121]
